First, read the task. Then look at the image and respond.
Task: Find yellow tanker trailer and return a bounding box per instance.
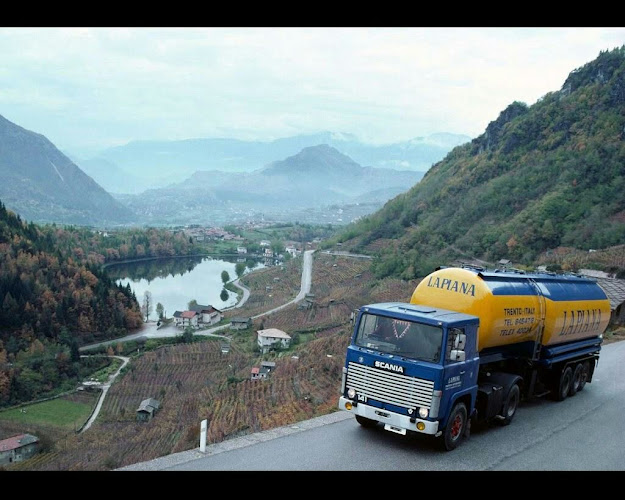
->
[339,266,611,450]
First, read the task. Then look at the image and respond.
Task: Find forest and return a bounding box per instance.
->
[0,200,201,407]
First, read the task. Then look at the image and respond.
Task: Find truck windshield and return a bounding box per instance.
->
[355,313,443,363]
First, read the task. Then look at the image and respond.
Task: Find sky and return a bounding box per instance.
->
[1,27,624,157]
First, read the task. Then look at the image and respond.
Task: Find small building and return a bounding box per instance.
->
[261,361,276,372]
[237,246,247,254]
[591,277,625,325]
[260,240,271,247]
[0,434,39,465]
[257,328,291,353]
[173,310,183,327]
[250,367,263,380]
[136,398,161,422]
[230,317,252,330]
[251,362,275,380]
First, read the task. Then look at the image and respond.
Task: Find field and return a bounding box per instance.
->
[4,250,420,471]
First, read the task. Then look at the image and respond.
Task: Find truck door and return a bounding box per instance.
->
[442,327,478,415]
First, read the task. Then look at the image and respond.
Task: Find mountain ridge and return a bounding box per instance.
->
[0,114,134,225]
[331,46,625,279]
[80,131,469,194]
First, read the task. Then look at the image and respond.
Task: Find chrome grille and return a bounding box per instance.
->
[347,362,434,409]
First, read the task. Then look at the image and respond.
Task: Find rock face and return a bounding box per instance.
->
[0,114,133,225]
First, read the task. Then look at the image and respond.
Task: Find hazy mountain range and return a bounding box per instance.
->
[73,131,470,194]
[115,145,427,226]
[0,106,471,226]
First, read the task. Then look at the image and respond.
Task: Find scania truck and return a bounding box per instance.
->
[338,266,611,450]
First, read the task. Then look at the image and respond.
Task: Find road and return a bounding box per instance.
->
[80,355,130,432]
[119,340,625,471]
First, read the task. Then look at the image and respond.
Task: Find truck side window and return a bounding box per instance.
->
[447,328,466,362]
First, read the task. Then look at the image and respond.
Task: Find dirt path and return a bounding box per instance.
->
[80,355,130,432]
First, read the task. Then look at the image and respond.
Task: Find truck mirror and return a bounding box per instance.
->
[454,333,466,350]
[450,350,465,362]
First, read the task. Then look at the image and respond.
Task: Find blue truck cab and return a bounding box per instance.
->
[338,302,480,450]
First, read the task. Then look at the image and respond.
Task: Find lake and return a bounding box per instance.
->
[107,255,264,318]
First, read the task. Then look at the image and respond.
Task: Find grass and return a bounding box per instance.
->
[0,397,97,431]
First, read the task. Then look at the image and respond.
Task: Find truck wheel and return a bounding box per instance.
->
[500,384,520,426]
[555,367,573,401]
[443,402,467,451]
[355,415,378,428]
[578,361,590,391]
[570,363,584,396]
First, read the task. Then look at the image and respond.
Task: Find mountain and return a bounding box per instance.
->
[118,144,426,226]
[330,46,625,279]
[86,131,469,194]
[0,114,134,225]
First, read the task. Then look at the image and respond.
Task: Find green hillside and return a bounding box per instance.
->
[332,46,625,279]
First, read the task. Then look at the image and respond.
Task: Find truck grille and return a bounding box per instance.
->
[347,362,434,409]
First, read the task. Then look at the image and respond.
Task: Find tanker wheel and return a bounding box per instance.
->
[570,363,584,396]
[443,402,467,451]
[500,384,520,426]
[355,415,378,428]
[578,361,590,391]
[555,367,573,401]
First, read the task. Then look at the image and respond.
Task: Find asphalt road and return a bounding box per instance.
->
[118,340,625,471]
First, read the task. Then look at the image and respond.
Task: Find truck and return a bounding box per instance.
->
[338,265,611,450]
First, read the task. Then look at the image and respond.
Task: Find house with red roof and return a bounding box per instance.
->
[0,433,39,465]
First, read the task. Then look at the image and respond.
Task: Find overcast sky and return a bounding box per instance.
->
[1,27,624,157]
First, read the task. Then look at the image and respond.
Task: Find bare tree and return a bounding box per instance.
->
[141,290,153,322]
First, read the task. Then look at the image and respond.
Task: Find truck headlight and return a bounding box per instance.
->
[347,388,356,399]
[418,407,429,419]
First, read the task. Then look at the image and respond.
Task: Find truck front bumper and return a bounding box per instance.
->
[338,397,439,436]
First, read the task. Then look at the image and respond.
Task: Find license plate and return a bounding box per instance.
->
[384,424,406,435]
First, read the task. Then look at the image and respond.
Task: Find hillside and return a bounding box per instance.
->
[0,114,134,225]
[332,46,625,279]
[119,145,425,225]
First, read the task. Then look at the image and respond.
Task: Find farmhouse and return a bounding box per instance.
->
[189,304,224,325]
[257,328,291,353]
[0,434,39,465]
[136,398,161,422]
[173,305,223,328]
[173,310,199,328]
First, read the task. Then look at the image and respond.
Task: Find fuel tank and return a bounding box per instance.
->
[410,267,611,351]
